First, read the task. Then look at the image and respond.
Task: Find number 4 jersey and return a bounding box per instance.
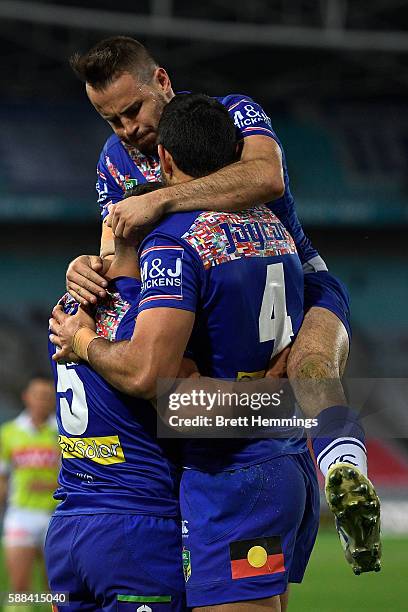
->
[48,278,180,517]
[138,205,307,470]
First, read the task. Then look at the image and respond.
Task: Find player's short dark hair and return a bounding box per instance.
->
[157,94,238,179]
[124,182,164,198]
[70,36,158,90]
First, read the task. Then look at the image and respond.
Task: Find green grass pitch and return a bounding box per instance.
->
[0,530,406,611]
[290,530,407,611]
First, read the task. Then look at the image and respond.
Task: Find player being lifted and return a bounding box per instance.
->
[47,202,187,611]
[65,37,380,575]
[51,93,319,612]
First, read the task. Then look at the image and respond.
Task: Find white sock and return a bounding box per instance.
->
[316,437,368,477]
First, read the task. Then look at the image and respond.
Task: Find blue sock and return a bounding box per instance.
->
[312,405,367,476]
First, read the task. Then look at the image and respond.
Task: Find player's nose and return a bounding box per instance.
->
[123,118,138,139]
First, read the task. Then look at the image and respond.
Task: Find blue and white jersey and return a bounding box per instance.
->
[48,278,180,516]
[138,206,308,470]
[96,93,323,268]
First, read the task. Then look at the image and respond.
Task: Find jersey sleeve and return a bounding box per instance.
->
[0,424,11,475]
[138,235,203,314]
[224,95,279,142]
[96,150,126,220]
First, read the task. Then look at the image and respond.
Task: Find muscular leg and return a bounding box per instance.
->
[287,306,381,575]
[287,305,367,473]
[280,588,289,612]
[193,594,283,612]
[287,306,349,417]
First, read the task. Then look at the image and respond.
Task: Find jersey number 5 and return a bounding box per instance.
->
[56,362,88,435]
[259,262,293,356]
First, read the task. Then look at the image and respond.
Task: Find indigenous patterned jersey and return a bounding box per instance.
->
[0,413,59,512]
[48,279,180,516]
[138,206,307,470]
[96,93,324,269]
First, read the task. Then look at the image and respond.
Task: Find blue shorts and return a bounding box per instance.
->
[180,451,319,607]
[304,270,351,340]
[45,514,187,612]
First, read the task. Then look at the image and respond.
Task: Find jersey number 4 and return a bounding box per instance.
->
[259,262,294,356]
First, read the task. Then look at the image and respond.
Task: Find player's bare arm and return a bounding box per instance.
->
[100,221,115,259]
[50,306,195,399]
[107,135,284,239]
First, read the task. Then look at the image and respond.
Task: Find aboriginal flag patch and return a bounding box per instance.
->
[230,536,285,579]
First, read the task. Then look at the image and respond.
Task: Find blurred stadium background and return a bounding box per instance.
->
[0,1,407,608]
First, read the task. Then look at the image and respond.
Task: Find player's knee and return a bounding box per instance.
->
[287,349,338,381]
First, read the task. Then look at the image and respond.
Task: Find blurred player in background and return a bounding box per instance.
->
[65,37,380,575]
[0,376,59,594]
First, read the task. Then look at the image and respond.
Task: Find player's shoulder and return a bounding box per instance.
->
[215,93,258,110]
[100,133,125,157]
[1,412,29,436]
[147,211,203,241]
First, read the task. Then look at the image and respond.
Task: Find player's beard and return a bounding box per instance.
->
[134,92,169,156]
[133,132,158,156]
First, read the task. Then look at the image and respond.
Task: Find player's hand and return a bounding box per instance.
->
[66,255,109,306]
[177,357,201,379]
[265,346,291,378]
[106,191,166,239]
[49,305,96,362]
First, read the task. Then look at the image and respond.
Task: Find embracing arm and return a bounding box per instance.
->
[107,136,284,238]
[162,136,284,212]
[100,223,115,259]
[51,306,195,400]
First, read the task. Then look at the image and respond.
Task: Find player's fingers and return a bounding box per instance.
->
[107,202,116,216]
[51,305,69,323]
[48,317,60,335]
[67,287,89,307]
[49,333,62,349]
[69,263,107,290]
[89,255,104,273]
[266,346,291,378]
[52,349,72,363]
[122,221,134,240]
[113,217,126,239]
[50,305,62,320]
[111,208,121,235]
[70,275,106,298]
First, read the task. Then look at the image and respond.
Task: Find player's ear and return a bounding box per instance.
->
[158,144,174,179]
[155,67,172,95]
